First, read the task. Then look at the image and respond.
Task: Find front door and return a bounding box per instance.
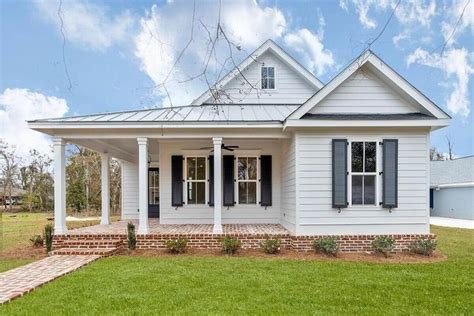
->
[148,168,160,218]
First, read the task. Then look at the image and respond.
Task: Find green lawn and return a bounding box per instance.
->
[1,226,473,315]
[0,212,118,272]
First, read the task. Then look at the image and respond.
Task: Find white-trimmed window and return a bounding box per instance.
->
[185,157,206,204]
[261,66,275,89]
[237,157,258,204]
[349,141,377,206]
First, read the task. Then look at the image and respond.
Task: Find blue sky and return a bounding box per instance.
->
[0,0,472,158]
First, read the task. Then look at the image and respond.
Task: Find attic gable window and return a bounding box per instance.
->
[261,66,275,89]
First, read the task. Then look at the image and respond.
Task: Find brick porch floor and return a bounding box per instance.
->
[67,220,290,235]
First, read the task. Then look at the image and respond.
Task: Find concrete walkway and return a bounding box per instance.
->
[0,255,100,304]
[430,216,474,229]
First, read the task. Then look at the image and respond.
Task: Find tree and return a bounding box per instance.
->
[430,147,445,161]
[0,141,21,210]
[446,135,455,160]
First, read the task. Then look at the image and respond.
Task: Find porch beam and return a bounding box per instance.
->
[100,153,110,225]
[53,137,67,234]
[212,137,223,234]
[137,137,149,234]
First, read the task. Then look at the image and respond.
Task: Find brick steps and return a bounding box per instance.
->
[60,239,123,249]
[52,248,119,256]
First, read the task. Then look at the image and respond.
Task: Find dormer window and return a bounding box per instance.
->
[261,66,275,89]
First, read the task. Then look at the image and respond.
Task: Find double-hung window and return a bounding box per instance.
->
[237,157,258,204]
[350,141,377,206]
[185,157,206,204]
[261,66,275,89]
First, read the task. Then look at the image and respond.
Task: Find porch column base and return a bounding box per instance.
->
[212,224,223,234]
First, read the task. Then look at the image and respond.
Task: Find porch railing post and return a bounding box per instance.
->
[53,137,67,234]
[213,137,223,233]
[100,153,110,225]
[137,137,149,234]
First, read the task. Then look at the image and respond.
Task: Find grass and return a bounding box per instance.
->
[1,226,473,315]
[0,212,118,272]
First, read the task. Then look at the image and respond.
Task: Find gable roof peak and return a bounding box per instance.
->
[191,39,324,105]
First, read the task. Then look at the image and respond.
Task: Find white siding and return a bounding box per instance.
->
[280,136,297,233]
[121,161,139,220]
[295,128,430,235]
[310,67,418,114]
[205,51,317,104]
[159,139,282,224]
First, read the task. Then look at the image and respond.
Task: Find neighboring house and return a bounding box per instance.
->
[430,156,474,220]
[0,188,25,206]
[29,40,450,239]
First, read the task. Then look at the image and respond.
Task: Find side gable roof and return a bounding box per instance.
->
[191,39,324,105]
[287,50,451,120]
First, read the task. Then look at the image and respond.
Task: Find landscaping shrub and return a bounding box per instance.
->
[44,223,53,252]
[372,236,394,257]
[410,238,437,256]
[260,237,281,254]
[313,237,339,256]
[127,222,137,250]
[30,234,44,247]
[222,236,241,255]
[165,237,188,254]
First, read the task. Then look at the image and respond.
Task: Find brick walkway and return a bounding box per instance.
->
[0,255,100,304]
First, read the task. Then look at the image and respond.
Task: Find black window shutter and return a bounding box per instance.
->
[223,155,235,206]
[382,139,398,208]
[171,155,183,207]
[208,156,214,206]
[332,139,348,209]
[260,155,272,207]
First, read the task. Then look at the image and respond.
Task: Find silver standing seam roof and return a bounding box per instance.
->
[31,104,300,123]
[431,156,474,186]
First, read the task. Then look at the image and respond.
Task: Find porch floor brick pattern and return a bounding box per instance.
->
[0,255,100,304]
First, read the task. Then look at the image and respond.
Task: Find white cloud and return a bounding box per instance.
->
[407,47,473,117]
[34,0,135,52]
[134,0,288,107]
[283,13,335,77]
[441,0,474,47]
[0,88,69,159]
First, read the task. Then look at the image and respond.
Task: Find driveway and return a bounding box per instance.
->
[430,217,473,229]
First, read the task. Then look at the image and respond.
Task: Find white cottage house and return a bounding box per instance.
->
[29,40,450,252]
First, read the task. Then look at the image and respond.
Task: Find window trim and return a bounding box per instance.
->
[347,139,381,208]
[235,156,260,205]
[261,66,276,90]
[184,156,208,205]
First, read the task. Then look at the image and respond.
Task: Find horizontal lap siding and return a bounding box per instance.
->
[280,137,296,233]
[209,52,316,104]
[295,129,430,235]
[160,140,281,224]
[310,68,417,114]
[121,161,139,219]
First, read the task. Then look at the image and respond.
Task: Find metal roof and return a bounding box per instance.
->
[31,104,299,123]
[301,113,434,120]
[431,156,474,186]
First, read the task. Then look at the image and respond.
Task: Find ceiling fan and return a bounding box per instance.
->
[200,143,240,152]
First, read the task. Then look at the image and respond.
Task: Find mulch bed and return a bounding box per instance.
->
[117,248,447,264]
[0,246,47,261]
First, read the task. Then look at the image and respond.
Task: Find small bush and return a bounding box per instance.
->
[260,237,281,254]
[313,237,339,256]
[165,237,188,254]
[127,222,137,250]
[44,223,54,252]
[30,234,44,247]
[372,236,394,257]
[222,236,241,255]
[410,238,437,256]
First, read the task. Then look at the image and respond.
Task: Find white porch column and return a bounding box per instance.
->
[137,137,149,234]
[100,153,110,225]
[213,137,223,233]
[53,137,67,234]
